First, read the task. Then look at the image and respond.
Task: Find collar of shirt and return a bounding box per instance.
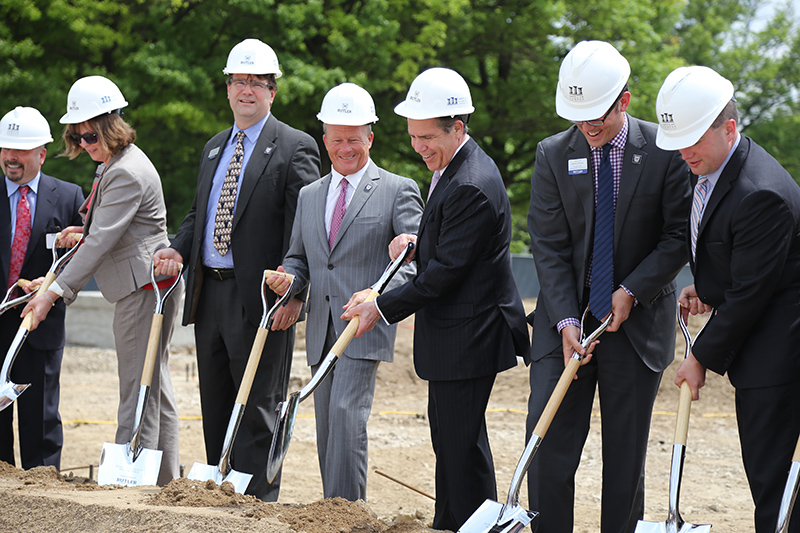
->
[232,113,270,148]
[325,159,371,234]
[589,114,628,200]
[702,132,741,202]
[436,134,470,177]
[6,172,41,198]
[6,172,41,242]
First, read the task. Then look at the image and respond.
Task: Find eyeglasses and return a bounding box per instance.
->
[227,77,274,92]
[571,91,625,127]
[69,132,99,145]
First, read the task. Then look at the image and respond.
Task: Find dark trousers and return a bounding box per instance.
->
[526,321,661,533]
[0,337,63,470]
[428,374,497,531]
[736,380,800,532]
[194,273,294,501]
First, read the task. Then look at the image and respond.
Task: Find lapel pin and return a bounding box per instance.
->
[209,147,220,160]
[632,154,642,164]
[364,184,373,192]
[264,146,274,154]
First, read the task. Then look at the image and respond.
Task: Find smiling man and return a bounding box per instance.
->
[154,38,319,501]
[525,41,691,533]
[267,82,422,501]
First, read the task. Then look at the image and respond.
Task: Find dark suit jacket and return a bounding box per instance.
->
[171,114,320,326]
[0,173,84,350]
[377,138,529,381]
[691,136,800,389]
[528,116,691,371]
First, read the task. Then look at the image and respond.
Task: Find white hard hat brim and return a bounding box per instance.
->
[655,127,704,151]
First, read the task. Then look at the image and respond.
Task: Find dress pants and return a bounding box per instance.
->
[526,319,661,533]
[194,273,294,501]
[112,280,183,486]
[428,374,497,531]
[312,315,380,501]
[0,325,63,469]
[735,380,800,532]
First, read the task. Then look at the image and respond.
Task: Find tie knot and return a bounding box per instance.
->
[235,131,245,143]
[602,144,612,158]
[19,185,29,198]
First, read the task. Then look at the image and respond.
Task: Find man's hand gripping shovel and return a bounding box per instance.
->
[635,308,712,533]
[187,268,297,494]
[0,232,84,412]
[265,241,415,484]
[459,309,612,533]
[97,263,183,486]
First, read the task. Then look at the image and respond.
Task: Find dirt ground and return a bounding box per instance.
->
[0,303,756,532]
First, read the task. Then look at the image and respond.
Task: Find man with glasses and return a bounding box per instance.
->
[525,41,691,532]
[154,38,320,501]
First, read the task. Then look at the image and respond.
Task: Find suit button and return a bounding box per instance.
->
[325,295,330,302]
[327,264,334,270]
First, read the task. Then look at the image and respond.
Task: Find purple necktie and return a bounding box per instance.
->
[329,178,348,249]
[427,170,441,200]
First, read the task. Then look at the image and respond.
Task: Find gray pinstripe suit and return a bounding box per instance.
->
[282,160,423,500]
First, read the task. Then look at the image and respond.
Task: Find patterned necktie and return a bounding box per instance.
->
[213,131,246,256]
[691,176,709,260]
[329,178,348,249]
[427,170,442,200]
[589,144,615,321]
[8,186,31,289]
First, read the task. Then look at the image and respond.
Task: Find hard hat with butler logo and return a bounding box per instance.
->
[317,83,379,126]
[555,40,630,122]
[223,38,282,78]
[60,76,128,124]
[655,65,735,150]
[0,107,53,149]
[394,67,474,120]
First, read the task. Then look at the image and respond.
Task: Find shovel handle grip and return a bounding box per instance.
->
[236,327,270,405]
[331,289,380,357]
[674,381,692,446]
[140,313,164,388]
[794,432,800,463]
[20,271,58,332]
[532,356,581,439]
[264,270,294,281]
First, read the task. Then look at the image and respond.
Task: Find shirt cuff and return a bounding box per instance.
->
[557,317,580,333]
[49,280,65,297]
[620,284,638,306]
[373,299,391,326]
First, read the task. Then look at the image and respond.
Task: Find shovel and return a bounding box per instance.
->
[775,430,800,531]
[265,241,415,483]
[634,309,712,533]
[0,233,83,412]
[459,309,612,533]
[187,268,296,494]
[97,263,183,486]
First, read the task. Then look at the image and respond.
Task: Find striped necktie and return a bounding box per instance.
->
[588,144,615,321]
[691,176,709,260]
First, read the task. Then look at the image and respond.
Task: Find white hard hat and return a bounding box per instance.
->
[555,41,631,122]
[0,107,53,149]
[394,67,475,120]
[317,83,379,126]
[223,38,282,78]
[655,66,735,151]
[60,76,128,124]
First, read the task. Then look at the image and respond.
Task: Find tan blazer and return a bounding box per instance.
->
[57,143,170,303]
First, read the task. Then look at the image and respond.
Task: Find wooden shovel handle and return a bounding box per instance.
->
[140,313,164,388]
[20,271,58,332]
[264,270,295,281]
[330,289,380,357]
[236,327,269,405]
[532,356,581,438]
[793,432,800,463]
[674,381,693,446]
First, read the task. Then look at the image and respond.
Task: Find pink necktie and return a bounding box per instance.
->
[427,170,441,200]
[8,186,31,288]
[329,179,348,249]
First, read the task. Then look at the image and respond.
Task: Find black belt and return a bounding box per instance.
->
[203,266,235,281]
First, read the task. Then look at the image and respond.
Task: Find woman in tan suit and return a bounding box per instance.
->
[24,75,183,486]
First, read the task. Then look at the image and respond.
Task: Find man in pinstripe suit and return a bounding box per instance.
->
[342,68,529,531]
[268,83,423,501]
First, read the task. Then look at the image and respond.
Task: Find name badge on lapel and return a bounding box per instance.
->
[569,158,589,175]
[208,147,220,160]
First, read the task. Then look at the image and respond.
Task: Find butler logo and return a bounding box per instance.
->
[241,54,255,65]
[337,103,351,114]
[568,86,584,101]
[660,112,676,130]
[69,100,80,111]
[409,90,421,103]
[7,123,19,135]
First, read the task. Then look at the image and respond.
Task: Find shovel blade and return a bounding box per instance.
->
[266,392,301,483]
[458,499,537,533]
[0,382,30,412]
[635,520,712,533]
[97,442,162,486]
[187,462,252,495]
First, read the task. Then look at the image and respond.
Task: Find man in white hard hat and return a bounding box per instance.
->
[526,41,691,532]
[266,82,423,501]
[154,38,320,501]
[0,106,84,470]
[657,65,800,532]
[342,67,529,530]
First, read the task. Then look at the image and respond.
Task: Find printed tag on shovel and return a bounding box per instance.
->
[97,442,162,486]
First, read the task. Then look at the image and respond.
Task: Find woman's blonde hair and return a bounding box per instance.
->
[60,112,136,160]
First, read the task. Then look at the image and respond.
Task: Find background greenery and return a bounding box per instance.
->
[2,0,798,252]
